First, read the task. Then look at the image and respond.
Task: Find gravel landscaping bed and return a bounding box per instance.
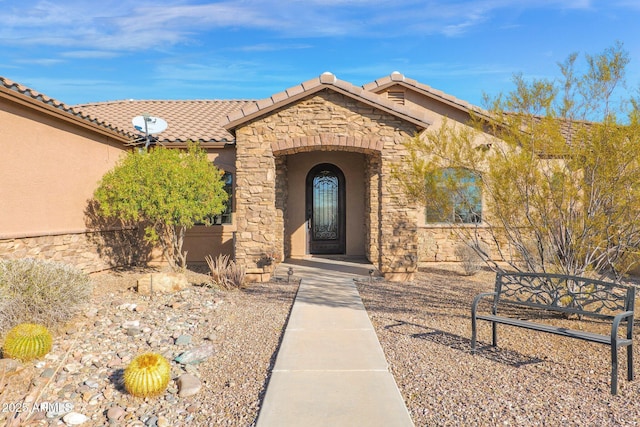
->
[356,265,640,427]
[4,262,640,426]
[0,268,298,426]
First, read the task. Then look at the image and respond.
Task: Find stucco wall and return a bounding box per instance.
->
[0,93,135,272]
[0,98,126,238]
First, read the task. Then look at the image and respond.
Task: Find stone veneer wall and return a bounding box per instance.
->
[378,133,419,281]
[234,125,279,281]
[417,226,500,265]
[234,89,422,281]
[365,153,382,268]
[0,228,148,273]
[275,156,288,260]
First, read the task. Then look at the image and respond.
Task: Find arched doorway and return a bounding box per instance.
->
[305,163,346,254]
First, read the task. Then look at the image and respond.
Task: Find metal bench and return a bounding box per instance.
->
[471,271,636,394]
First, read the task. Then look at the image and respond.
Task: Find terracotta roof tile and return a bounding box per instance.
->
[0,76,130,139]
[75,99,255,143]
[222,72,433,132]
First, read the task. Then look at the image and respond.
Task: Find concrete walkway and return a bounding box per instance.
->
[256,257,414,427]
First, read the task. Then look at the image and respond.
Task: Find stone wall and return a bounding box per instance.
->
[0,228,149,273]
[364,153,381,266]
[417,225,499,265]
[234,125,279,281]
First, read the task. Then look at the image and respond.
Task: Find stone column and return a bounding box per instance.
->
[378,134,419,281]
[234,127,279,282]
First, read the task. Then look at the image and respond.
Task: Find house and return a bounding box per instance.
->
[0,72,490,281]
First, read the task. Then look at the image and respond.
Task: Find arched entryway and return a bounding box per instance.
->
[305,163,346,254]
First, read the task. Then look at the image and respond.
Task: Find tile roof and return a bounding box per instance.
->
[222,72,434,133]
[0,76,130,140]
[75,99,255,144]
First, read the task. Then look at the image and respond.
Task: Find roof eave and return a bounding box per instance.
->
[0,84,131,144]
[222,72,432,134]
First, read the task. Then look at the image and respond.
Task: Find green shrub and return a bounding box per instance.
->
[0,259,92,333]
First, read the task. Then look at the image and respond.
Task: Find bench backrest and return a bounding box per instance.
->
[494,272,636,320]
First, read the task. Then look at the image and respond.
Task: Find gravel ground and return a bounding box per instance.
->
[4,263,640,426]
[0,268,298,426]
[356,265,640,427]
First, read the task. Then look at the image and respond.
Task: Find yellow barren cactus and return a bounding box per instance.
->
[124,353,171,398]
[3,323,52,362]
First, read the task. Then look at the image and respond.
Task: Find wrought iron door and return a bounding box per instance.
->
[306,163,346,254]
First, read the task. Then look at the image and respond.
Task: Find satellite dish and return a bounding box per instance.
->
[130,115,168,151]
[132,115,168,135]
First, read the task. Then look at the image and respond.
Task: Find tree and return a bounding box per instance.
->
[94,143,228,271]
[395,43,640,279]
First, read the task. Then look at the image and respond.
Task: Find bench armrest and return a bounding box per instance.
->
[472,292,497,318]
[471,292,497,352]
[611,310,635,343]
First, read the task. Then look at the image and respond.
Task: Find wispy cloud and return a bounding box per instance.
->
[15,58,64,66]
[0,0,616,56]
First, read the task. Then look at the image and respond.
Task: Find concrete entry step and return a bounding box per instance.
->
[256,258,414,427]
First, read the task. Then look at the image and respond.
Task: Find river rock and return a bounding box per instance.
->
[177,374,202,397]
[106,405,124,422]
[62,412,89,425]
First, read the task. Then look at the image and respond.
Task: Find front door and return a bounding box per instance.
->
[306,163,346,254]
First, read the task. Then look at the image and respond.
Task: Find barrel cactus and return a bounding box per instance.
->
[3,323,53,362]
[124,353,171,398]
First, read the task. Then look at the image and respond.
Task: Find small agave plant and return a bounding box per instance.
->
[3,323,53,362]
[124,352,171,398]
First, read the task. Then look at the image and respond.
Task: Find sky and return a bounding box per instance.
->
[2,0,640,108]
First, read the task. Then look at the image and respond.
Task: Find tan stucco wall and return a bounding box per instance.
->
[284,151,366,258]
[0,93,138,272]
[0,99,126,238]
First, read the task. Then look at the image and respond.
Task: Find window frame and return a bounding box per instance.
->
[425,168,482,224]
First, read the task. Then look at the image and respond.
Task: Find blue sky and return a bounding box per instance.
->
[2,0,640,107]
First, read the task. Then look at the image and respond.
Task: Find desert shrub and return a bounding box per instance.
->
[454,243,485,276]
[0,259,92,333]
[205,254,246,290]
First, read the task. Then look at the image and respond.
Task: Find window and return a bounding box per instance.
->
[425,168,482,224]
[209,172,233,225]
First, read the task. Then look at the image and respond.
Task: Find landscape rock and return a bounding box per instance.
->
[177,374,202,397]
[174,344,215,365]
[136,272,189,295]
[175,334,192,345]
[0,358,22,373]
[62,412,89,425]
[106,405,124,422]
